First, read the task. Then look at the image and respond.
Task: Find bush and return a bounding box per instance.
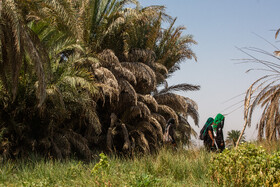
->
[208,143,280,186]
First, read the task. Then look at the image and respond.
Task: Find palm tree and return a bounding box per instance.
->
[226,130,245,147]
[88,3,200,153]
[0,0,200,158]
[153,82,200,144]
[30,0,134,52]
[0,14,102,159]
[0,0,47,106]
[242,45,280,141]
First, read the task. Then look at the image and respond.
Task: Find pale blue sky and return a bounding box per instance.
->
[139,0,280,142]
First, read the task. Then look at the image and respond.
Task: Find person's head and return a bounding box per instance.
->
[214,113,224,125]
[205,117,214,126]
[167,118,175,125]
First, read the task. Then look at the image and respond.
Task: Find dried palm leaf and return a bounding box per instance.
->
[149,116,163,142]
[155,92,199,125]
[151,113,166,129]
[158,83,200,95]
[65,130,92,160]
[153,62,168,75]
[124,106,141,121]
[155,72,167,85]
[157,104,178,125]
[186,104,199,126]
[85,104,102,135]
[121,123,131,151]
[121,62,156,93]
[136,121,157,143]
[112,66,137,85]
[106,127,113,152]
[110,113,118,128]
[53,132,71,158]
[137,94,158,112]
[136,101,151,119]
[274,51,280,57]
[118,79,137,106]
[179,115,197,138]
[94,67,119,103]
[128,49,156,64]
[98,49,121,68]
[155,93,187,113]
[276,28,280,39]
[130,130,150,154]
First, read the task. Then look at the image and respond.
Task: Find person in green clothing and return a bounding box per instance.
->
[213,113,225,152]
[203,117,216,152]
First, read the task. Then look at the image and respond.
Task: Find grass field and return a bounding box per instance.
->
[0,147,214,186]
[1,141,280,186]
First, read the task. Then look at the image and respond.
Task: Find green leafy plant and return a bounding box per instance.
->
[134,173,159,187]
[208,143,280,186]
[91,153,110,174]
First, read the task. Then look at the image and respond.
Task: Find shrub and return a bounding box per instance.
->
[91,153,110,174]
[208,143,280,186]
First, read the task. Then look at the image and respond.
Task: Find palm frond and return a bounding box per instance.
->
[128,49,156,64]
[137,94,158,112]
[120,123,131,151]
[149,116,163,142]
[130,130,150,153]
[155,93,186,113]
[151,113,166,129]
[112,66,136,85]
[136,121,157,145]
[136,101,151,119]
[94,67,119,103]
[121,62,156,93]
[118,79,137,106]
[157,104,178,125]
[158,83,200,94]
[98,49,121,68]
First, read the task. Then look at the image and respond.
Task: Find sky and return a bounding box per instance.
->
[139,0,280,143]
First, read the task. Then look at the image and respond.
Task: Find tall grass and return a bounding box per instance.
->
[253,140,280,153]
[0,147,214,186]
[1,141,279,186]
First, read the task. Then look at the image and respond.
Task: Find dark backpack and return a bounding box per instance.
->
[199,124,208,140]
[199,117,214,140]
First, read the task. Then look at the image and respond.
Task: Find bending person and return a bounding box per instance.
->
[164,118,176,147]
[203,117,216,152]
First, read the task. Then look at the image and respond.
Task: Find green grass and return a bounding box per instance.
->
[1,141,280,186]
[0,147,214,186]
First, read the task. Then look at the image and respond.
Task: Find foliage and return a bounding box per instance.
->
[241,32,280,141]
[91,153,110,174]
[0,147,214,186]
[134,173,159,187]
[208,143,280,186]
[226,130,245,147]
[0,0,198,159]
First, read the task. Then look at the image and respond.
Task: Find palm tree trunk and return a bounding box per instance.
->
[236,86,252,147]
[236,119,247,147]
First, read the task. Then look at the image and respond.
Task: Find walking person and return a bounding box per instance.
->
[213,113,225,152]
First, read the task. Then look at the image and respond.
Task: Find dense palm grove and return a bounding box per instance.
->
[0,0,200,159]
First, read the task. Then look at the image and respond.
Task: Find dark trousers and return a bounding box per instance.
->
[216,140,225,152]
